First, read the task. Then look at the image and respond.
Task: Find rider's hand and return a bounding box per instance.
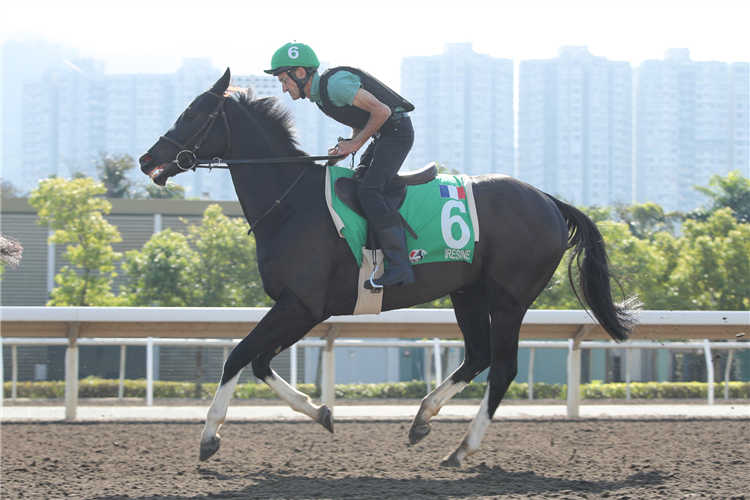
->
[334,138,361,157]
[327,147,342,165]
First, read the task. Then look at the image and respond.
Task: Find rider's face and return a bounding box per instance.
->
[278,68,306,100]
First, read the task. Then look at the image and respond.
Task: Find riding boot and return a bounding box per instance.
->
[365,211,416,289]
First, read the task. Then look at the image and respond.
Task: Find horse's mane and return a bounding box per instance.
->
[228,88,309,159]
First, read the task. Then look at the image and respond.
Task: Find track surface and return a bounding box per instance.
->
[2,419,747,499]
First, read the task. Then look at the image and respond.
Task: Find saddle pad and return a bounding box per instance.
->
[325,166,479,268]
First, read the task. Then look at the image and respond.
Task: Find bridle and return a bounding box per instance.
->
[159,90,232,171]
[159,90,346,171]
[156,89,347,234]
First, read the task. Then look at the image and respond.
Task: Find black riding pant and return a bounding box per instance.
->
[357,116,414,220]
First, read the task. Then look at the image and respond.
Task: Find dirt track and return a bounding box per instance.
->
[2,418,748,499]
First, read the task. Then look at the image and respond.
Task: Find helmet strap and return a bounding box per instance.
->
[287,68,316,99]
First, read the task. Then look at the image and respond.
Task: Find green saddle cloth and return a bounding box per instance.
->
[326,166,478,268]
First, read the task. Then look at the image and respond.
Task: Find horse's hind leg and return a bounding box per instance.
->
[441,279,524,467]
[252,350,334,433]
[199,289,321,461]
[409,281,491,445]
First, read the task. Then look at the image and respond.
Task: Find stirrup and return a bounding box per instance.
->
[365,263,384,294]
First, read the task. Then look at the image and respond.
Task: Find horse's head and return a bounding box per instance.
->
[139,68,232,186]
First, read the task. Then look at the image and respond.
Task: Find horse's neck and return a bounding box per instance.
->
[227,118,316,232]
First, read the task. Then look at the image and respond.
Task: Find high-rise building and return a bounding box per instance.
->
[517,46,632,207]
[634,49,750,212]
[401,43,514,175]
[14,59,352,200]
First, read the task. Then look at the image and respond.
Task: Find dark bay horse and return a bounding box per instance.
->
[139,69,638,466]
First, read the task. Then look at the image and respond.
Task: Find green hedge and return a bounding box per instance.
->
[4,377,748,400]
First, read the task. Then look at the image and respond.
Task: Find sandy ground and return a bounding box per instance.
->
[1,418,748,500]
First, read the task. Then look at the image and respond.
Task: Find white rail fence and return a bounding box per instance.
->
[2,337,747,419]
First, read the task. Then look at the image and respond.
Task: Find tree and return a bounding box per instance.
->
[146,182,186,199]
[613,202,681,239]
[1,181,23,198]
[691,170,750,223]
[96,153,141,198]
[186,205,269,307]
[120,229,198,306]
[122,204,270,308]
[29,177,123,306]
[667,208,750,310]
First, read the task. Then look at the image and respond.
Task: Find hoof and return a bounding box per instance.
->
[439,452,463,468]
[318,405,334,433]
[199,436,221,462]
[408,423,432,445]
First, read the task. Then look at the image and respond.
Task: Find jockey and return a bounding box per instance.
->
[266,42,416,289]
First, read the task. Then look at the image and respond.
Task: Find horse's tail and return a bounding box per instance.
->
[547,195,640,342]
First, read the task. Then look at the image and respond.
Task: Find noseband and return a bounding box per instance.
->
[159,90,231,171]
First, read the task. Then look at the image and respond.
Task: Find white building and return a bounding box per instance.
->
[14,59,354,200]
[517,46,633,207]
[401,43,514,175]
[634,49,750,212]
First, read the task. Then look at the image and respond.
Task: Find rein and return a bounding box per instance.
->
[158,90,348,234]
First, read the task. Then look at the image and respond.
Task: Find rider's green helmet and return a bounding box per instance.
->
[264,42,320,75]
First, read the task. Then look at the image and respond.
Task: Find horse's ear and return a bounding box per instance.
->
[211,68,231,94]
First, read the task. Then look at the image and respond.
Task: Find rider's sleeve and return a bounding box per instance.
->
[326,72,363,107]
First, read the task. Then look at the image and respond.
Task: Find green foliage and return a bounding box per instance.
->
[186,205,269,307]
[667,208,750,310]
[10,378,745,400]
[614,202,681,239]
[146,181,186,199]
[120,229,198,306]
[29,177,123,306]
[1,180,22,198]
[691,170,750,223]
[122,205,271,307]
[96,153,141,198]
[581,381,750,400]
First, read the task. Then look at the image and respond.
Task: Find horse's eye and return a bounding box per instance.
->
[184,112,196,120]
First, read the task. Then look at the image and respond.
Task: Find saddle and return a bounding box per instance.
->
[333,162,438,220]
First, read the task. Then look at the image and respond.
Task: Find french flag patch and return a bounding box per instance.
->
[440,185,466,200]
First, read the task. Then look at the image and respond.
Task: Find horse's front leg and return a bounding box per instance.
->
[199,290,322,461]
[200,370,242,461]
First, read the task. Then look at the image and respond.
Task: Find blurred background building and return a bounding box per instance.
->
[634,49,750,212]
[401,43,515,175]
[517,46,633,207]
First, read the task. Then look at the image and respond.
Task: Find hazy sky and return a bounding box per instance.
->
[2,0,749,88]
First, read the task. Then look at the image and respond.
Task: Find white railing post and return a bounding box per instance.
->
[290,344,298,389]
[703,339,714,405]
[567,339,581,417]
[65,322,80,420]
[724,350,734,400]
[146,337,154,407]
[625,349,631,401]
[528,348,535,400]
[65,345,79,420]
[12,345,18,400]
[433,338,442,385]
[425,347,433,393]
[118,345,126,400]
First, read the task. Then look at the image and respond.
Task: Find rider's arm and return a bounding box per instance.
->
[334,89,391,156]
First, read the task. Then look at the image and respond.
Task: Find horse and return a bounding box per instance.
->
[139,68,638,467]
